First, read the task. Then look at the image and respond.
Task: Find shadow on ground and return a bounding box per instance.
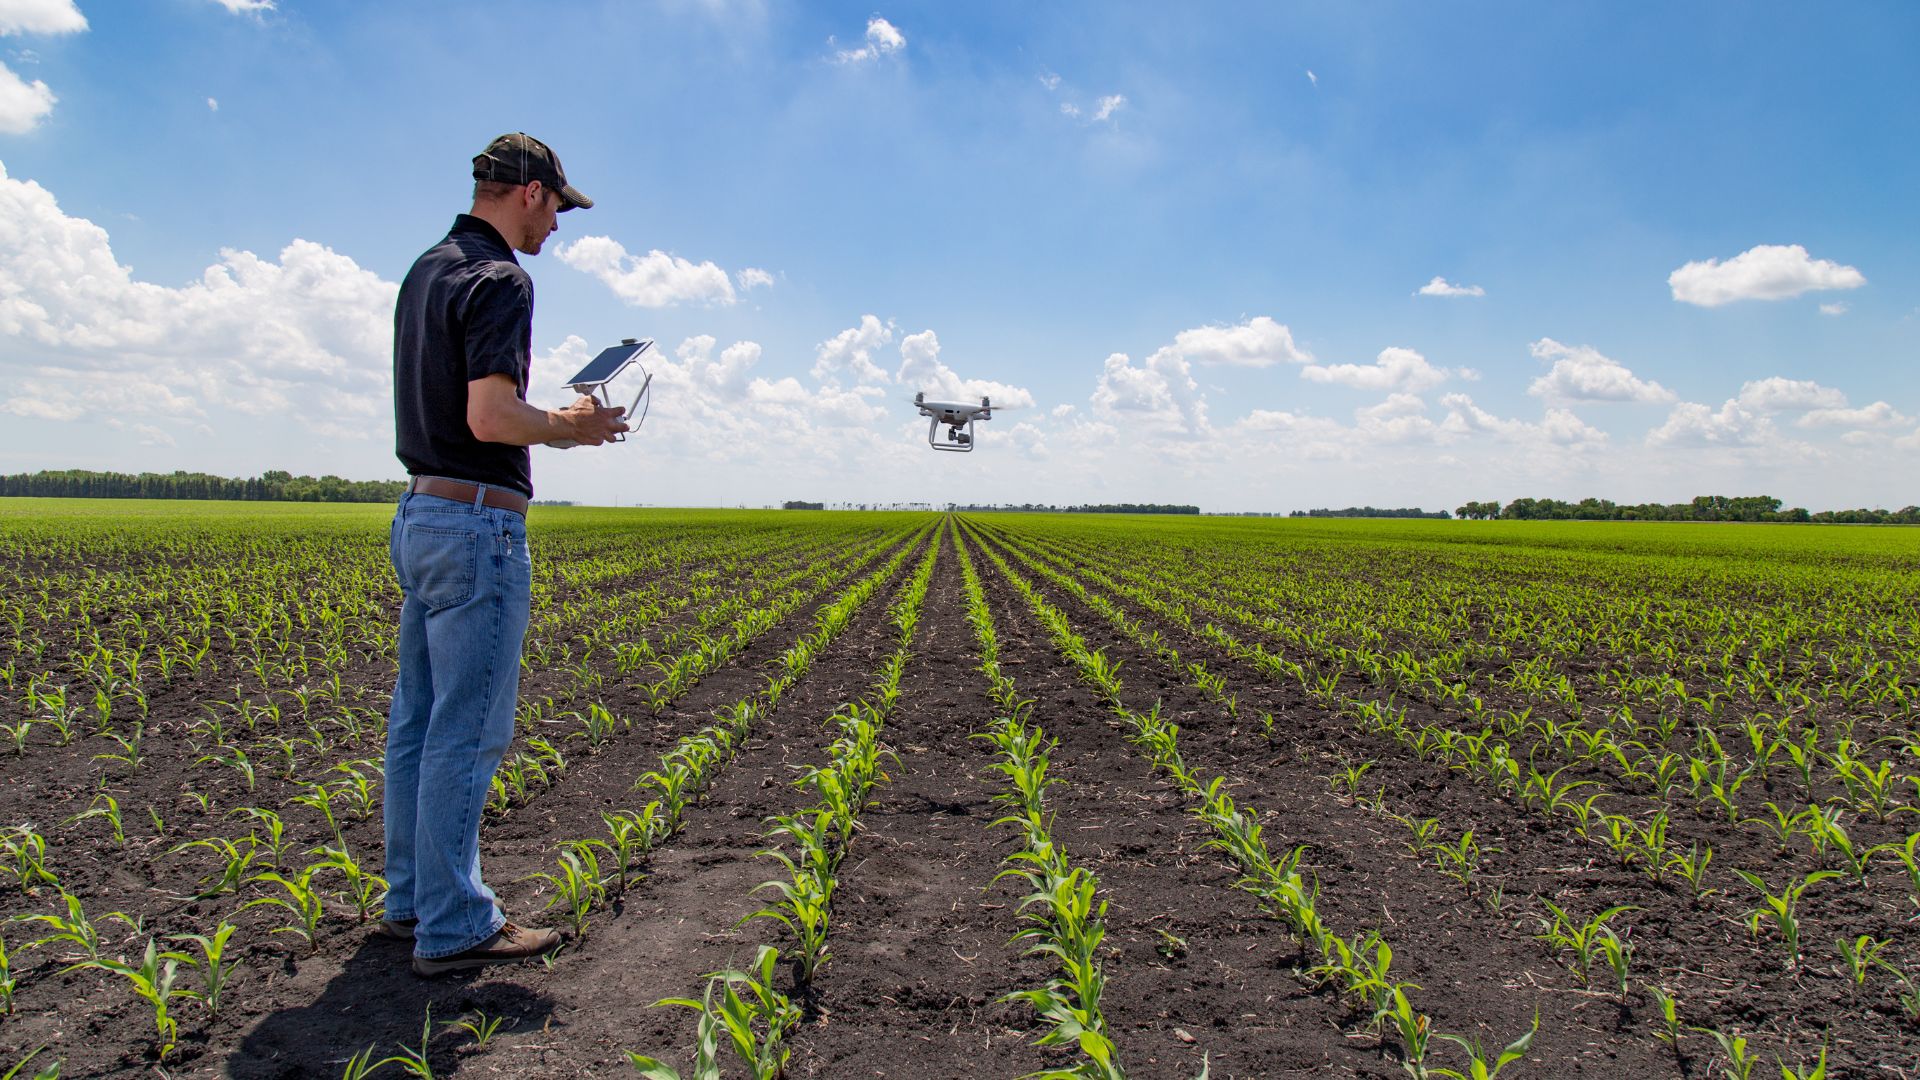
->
[226,933,557,1079]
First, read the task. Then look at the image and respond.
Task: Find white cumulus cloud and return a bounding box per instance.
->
[894,329,1035,408]
[1352,393,1439,444]
[831,16,904,64]
[1416,276,1484,298]
[1091,349,1207,437]
[556,235,738,308]
[1527,338,1673,404]
[1669,243,1866,307]
[1093,94,1126,122]
[210,0,276,14]
[1797,402,1909,430]
[1820,302,1849,316]
[0,1,85,35]
[811,314,893,383]
[0,160,396,434]
[0,0,82,135]
[1160,316,1310,368]
[1646,399,1774,447]
[0,61,53,133]
[1440,393,1608,447]
[1302,346,1456,393]
[1735,377,1847,412]
[736,267,774,291]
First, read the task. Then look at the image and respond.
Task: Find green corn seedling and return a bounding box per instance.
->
[0,1045,57,1079]
[641,946,801,1080]
[313,845,388,923]
[169,920,241,1018]
[168,836,258,900]
[0,933,15,1014]
[62,793,124,845]
[1646,984,1682,1046]
[1374,986,1432,1079]
[1731,868,1840,968]
[601,806,659,892]
[533,845,608,938]
[1834,933,1890,992]
[1777,1043,1828,1080]
[75,938,193,1060]
[0,826,58,889]
[1430,1011,1539,1080]
[241,868,328,951]
[375,1005,438,1079]
[231,806,292,866]
[1594,927,1632,1002]
[1535,901,1635,984]
[1690,1024,1759,1080]
[16,889,104,965]
[444,1009,505,1050]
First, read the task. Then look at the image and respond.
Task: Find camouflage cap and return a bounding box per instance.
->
[472,132,593,211]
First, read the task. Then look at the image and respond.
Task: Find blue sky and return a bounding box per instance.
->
[0,1,1914,510]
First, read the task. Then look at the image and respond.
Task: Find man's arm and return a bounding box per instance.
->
[467,374,629,447]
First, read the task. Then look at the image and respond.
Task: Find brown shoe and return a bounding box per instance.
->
[376,917,418,940]
[411,922,561,976]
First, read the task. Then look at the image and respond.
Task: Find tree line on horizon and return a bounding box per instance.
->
[1290,506,1450,520]
[0,469,407,503]
[1455,494,1920,524]
[948,503,1201,515]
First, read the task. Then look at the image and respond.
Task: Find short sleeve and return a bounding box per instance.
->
[460,266,532,387]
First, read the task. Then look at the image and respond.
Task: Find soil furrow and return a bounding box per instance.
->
[970,528,1402,1080]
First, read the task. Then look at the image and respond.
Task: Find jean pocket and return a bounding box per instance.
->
[402,522,477,611]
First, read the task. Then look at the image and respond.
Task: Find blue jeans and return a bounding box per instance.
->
[382,487,530,958]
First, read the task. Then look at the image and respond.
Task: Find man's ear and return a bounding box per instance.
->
[523,180,546,209]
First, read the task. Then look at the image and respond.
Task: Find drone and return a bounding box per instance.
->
[913,391,999,452]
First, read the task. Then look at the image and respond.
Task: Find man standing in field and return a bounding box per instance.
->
[383,133,627,976]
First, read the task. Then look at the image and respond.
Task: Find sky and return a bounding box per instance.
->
[0,0,1915,512]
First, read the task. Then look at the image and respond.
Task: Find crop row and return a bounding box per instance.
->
[631,522,941,1078]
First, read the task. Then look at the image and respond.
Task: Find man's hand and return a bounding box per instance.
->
[469,375,631,447]
[552,394,629,447]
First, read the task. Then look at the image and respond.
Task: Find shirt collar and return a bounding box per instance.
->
[450,214,517,263]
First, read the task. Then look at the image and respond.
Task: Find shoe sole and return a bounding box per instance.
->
[412,944,558,977]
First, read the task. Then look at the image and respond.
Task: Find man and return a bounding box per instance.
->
[383,132,628,976]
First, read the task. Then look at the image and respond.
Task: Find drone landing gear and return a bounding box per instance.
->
[929,415,975,452]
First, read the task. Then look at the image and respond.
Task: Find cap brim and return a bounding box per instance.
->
[557,184,593,211]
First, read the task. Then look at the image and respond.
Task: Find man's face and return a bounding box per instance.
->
[518,185,562,255]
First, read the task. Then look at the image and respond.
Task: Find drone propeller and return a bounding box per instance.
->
[905,396,1031,411]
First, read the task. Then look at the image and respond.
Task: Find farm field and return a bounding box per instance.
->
[0,501,1916,1078]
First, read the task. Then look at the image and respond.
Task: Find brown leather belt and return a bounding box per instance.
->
[407,476,529,516]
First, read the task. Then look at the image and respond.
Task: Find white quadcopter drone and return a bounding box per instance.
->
[913,391,1001,452]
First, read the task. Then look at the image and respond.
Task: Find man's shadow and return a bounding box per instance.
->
[224,932,556,1079]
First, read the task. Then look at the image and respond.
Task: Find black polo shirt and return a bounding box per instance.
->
[393,215,536,498]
